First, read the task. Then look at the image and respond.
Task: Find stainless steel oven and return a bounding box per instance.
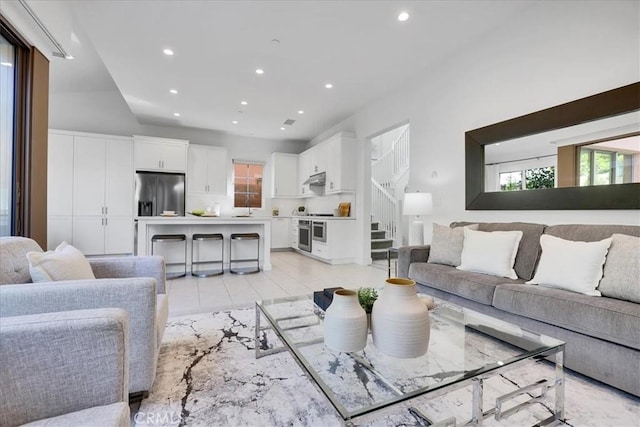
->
[312,221,327,243]
[298,220,312,252]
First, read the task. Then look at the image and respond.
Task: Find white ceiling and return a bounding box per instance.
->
[32,0,534,141]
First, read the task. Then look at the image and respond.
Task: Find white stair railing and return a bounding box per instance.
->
[371,126,410,188]
[371,179,399,244]
[370,126,409,246]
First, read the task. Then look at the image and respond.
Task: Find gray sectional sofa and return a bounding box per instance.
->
[398,222,640,397]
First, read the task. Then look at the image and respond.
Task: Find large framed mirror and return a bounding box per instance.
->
[466,82,640,210]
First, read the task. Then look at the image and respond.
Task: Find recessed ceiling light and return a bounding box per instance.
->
[232,120,239,124]
[173,112,181,117]
[298,110,304,115]
[241,101,248,105]
[255,68,264,75]
[169,89,178,94]
[280,127,286,131]
[65,54,75,60]
[324,83,333,89]
[163,48,174,56]
[398,11,410,22]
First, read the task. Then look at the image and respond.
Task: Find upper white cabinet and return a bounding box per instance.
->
[297,132,356,196]
[271,153,298,197]
[134,135,188,172]
[187,144,227,195]
[325,132,356,194]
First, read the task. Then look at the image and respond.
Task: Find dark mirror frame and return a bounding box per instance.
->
[465,82,640,210]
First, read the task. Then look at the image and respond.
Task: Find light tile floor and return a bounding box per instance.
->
[166,251,388,317]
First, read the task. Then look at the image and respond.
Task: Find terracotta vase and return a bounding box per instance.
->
[324,289,368,352]
[371,278,430,358]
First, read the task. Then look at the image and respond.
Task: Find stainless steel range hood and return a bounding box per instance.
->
[303,172,326,186]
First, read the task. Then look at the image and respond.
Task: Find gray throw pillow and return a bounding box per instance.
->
[428,223,479,267]
[598,233,640,303]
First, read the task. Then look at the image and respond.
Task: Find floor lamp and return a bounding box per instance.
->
[403,192,433,246]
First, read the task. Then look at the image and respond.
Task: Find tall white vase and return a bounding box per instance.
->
[324,289,368,352]
[372,278,430,358]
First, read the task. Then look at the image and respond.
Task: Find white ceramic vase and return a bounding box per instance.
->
[324,289,368,352]
[372,278,430,358]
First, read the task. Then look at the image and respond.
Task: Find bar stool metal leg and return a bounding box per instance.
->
[191,233,224,277]
[229,233,260,274]
[151,234,187,279]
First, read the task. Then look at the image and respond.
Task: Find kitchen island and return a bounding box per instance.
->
[136,216,271,272]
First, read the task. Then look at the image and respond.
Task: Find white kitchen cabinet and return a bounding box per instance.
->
[187,144,227,195]
[73,136,106,216]
[270,217,291,249]
[291,219,298,248]
[311,240,329,259]
[72,216,133,256]
[298,150,315,197]
[104,217,134,254]
[134,136,188,172]
[325,132,357,194]
[307,144,327,175]
[48,130,134,255]
[73,136,133,217]
[47,133,74,216]
[71,217,105,256]
[271,153,298,197]
[47,216,72,250]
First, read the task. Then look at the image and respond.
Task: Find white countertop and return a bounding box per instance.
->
[273,215,355,220]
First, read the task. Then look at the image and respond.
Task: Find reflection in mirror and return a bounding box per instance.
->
[484,111,640,192]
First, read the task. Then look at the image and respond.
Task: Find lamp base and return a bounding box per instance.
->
[408,219,424,246]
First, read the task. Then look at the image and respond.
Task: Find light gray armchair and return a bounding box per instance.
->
[0,237,169,398]
[0,308,130,427]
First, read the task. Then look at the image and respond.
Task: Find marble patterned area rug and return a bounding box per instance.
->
[134,308,639,427]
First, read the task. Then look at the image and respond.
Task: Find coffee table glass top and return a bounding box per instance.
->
[256,294,564,422]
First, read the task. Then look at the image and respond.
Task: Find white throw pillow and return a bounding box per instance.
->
[428,223,479,267]
[526,235,612,296]
[457,228,523,279]
[597,234,639,303]
[27,241,95,282]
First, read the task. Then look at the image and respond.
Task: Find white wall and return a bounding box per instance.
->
[308,1,640,264]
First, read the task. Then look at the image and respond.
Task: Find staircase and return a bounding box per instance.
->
[370,126,409,261]
[371,221,395,261]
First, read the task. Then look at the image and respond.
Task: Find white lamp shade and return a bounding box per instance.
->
[403,193,433,216]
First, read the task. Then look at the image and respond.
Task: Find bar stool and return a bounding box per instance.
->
[229,233,260,274]
[151,234,187,279]
[191,233,224,277]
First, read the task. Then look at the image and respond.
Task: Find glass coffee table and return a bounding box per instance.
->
[255,294,565,426]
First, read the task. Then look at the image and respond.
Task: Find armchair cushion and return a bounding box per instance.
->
[0,236,41,285]
[0,308,129,427]
[21,403,130,427]
[27,241,95,282]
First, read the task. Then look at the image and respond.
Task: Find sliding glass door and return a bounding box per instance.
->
[0,34,15,236]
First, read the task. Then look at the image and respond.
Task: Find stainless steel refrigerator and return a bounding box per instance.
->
[135,172,185,216]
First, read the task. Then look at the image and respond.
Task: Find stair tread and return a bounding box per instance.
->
[371,238,394,243]
[371,248,394,253]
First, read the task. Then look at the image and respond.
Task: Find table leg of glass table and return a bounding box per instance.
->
[472,378,484,426]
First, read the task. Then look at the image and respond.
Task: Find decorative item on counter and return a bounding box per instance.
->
[338,202,351,217]
[357,287,378,330]
[297,206,306,215]
[324,289,368,352]
[372,277,430,358]
[272,208,279,216]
